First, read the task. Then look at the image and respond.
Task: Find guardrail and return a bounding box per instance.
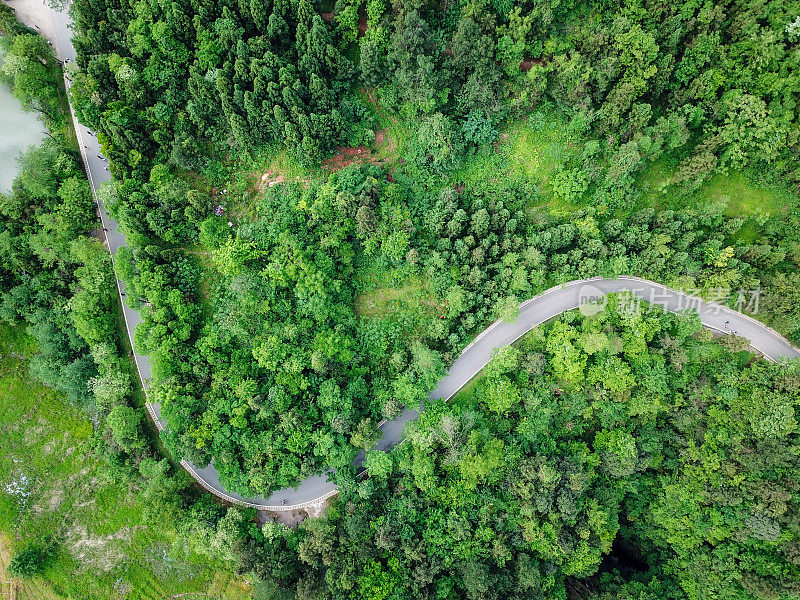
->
[179,461,339,511]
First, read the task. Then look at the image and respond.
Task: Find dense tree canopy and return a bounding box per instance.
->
[5,0,800,596]
[110,158,800,501]
[0,7,203,544]
[242,300,800,599]
[70,0,800,220]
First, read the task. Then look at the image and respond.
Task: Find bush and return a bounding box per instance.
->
[7,539,54,579]
[410,113,463,173]
[462,110,497,149]
[107,405,145,453]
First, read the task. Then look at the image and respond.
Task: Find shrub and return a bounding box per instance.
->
[7,538,54,579]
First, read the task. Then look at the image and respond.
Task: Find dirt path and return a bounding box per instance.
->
[0,535,15,600]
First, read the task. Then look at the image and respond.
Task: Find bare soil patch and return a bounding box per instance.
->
[253,171,313,192]
[519,57,545,71]
[321,128,396,173]
[322,145,372,171]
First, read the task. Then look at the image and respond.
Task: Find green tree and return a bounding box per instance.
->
[7,539,54,579]
[107,405,145,453]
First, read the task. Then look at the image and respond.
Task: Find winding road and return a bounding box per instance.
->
[7,0,800,511]
[209,276,800,509]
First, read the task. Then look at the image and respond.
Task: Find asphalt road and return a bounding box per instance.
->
[13,1,800,510]
[224,276,800,508]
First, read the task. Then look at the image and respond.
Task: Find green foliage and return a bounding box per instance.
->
[286,301,800,599]
[0,325,252,598]
[107,405,145,453]
[7,538,55,579]
[0,16,261,597]
[135,168,443,496]
[71,0,351,177]
[122,150,800,503]
[0,139,103,410]
[43,1,800,597]
[410,113,463,173]
[0,5,68,139]
[364,450,393,482]
[496,295,520,323]
[462,110,497,148]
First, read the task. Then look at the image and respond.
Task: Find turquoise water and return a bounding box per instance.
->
[0,52,47,192]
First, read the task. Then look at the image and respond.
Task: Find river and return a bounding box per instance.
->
[0,50,47,192]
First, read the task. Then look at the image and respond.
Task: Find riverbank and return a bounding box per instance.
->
[1,0,57,46]
[0,5,261,597]
[0,55,45,191]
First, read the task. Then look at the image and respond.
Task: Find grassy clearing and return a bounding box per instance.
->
[636,159,796,218]
[358,88,412,162]
[696,171,794,218]
[503,110,584,214]
[353,259,444,347]
[251,145,316,182]
[354,261,440,320]
[181,246,219,321]
[0,324,251,600]
[354,274,438,318]
[451,106,582,214]
[503,110,579,187]
[223,145,318,223]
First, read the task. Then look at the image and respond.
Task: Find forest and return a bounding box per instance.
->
[279,300,800,599]
[1,0,800,598]
[114,164,800,500]
[0,6,266,596]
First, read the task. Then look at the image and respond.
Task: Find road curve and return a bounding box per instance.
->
[13,2,800,511]
[167,276,800,509]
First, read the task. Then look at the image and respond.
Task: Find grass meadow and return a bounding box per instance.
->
[0,324,253,600]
